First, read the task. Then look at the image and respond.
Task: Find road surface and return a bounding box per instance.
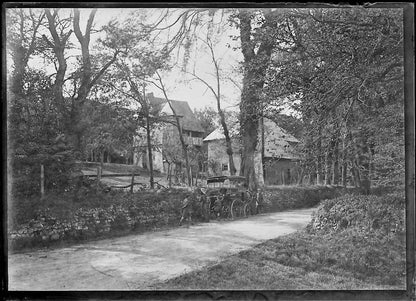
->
[8,208,315,290]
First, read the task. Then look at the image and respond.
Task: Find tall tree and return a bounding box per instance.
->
[7,8,45,96]
[236,9,280,190]
[7,8,76,196]
[106,49,170,189]
[186,36,237,175]
[263,8,404,191]
[155,70,193,186]
[42,8,144,158]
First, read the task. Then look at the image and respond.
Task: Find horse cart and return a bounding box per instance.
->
[205,176,258,219]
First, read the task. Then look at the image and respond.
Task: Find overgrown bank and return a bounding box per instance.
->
[155,189,406,290]
[8,189,187,251]
[8,185,349,252]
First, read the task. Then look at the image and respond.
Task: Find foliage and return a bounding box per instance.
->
[263,8,404,190]
[8,67,76,197]
[308,190,405,234]
[83,98,137,163]
[193,107,218,138]
[262,185,350,212]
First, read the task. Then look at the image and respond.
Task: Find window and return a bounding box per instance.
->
[222,163,229,171]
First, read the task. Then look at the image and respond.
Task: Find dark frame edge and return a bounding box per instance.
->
[2,3,415,301]
[404,2,416,301]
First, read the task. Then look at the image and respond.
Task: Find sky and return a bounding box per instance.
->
[94,8,243,111]
[18,8,243,112]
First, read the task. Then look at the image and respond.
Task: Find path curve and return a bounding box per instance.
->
[8,208,315,290]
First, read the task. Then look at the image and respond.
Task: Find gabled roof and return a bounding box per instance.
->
[204,118,300,159]
[203,128,225,141]
[203,127,239,142]
[263,118,299,143]
[147,93,205,133]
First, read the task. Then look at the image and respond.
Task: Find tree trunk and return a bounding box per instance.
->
[209,36,237,177]
[297,166,305,185]
[309,172,316,185]
[324,150,332,185]
[239,94,259,191]
[332,138,340,185]
[167,162,172,188]
[238,10,273,191]
[146,116,154,189]
[70,9,118,158]
[179,131,190,186]
[40,164,45,199]
[315,129,324,185]
[316,149,323,185]
[157,72,191,186]
[341,137,348,187]
[218,106,236,176]
[341,162,348,187]
[358,145,371,194]
[351,162,361,188]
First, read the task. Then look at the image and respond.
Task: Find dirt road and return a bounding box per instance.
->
[8,208,315,290]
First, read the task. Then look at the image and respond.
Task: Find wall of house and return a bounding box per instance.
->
[264,158,300,185]
[133,126,164,172]
[206,140,300,185]
[206,139,241,176]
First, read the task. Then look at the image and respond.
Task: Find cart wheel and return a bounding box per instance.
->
[230,199,239,219]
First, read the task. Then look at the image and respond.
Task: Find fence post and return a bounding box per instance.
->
[40,164,45,199]
[130,170,135,194]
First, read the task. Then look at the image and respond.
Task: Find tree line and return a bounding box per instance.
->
[6,7,404,197]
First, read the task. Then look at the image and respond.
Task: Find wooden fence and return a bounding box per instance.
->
[40,164,145,197]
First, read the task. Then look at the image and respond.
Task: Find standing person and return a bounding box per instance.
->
[197,187,210,222]
[179,194,193,226]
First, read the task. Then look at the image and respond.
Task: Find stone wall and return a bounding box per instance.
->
[9,186,353,251]
[8,191,188,251]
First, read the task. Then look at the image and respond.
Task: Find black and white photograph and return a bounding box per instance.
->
[3,2,415,298]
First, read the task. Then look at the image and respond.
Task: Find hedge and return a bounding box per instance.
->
[262,185,353,212]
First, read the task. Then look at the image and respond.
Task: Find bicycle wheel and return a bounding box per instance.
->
[230,199,240,219]
[243,202,252,217]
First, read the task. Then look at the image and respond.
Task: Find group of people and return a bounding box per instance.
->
[179,186,209,226]
[179,186,263,226]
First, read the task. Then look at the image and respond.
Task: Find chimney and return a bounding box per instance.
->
[147,92,154,98]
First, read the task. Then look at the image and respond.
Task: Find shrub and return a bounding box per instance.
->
[308,191,405,235]
[262,186,350,212]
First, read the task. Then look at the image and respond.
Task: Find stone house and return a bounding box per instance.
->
[133,93,205,175]
[203,118,300,185]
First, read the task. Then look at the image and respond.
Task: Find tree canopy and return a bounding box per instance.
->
[6,6,405,196]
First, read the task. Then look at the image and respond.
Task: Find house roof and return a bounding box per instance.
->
[204,118,300,159]
[203,127,239,142]
[263,118,299,143]
[147,93,205,133]
[203,128,225,141]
